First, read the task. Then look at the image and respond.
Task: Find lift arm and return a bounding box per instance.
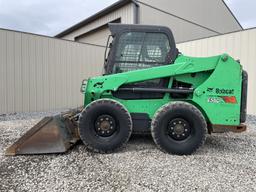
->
[84,54,221,104]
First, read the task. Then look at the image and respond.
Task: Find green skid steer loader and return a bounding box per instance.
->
[6,24,248,156]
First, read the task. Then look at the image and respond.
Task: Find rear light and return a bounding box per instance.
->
[221,96,237,104]
[80,79,87,93]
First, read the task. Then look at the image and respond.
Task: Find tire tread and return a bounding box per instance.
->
[79,99,132,153]
[151,101,207,155]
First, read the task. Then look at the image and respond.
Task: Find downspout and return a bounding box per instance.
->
[132,0,140,24]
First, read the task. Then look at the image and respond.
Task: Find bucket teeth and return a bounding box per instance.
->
[5,108,82,156]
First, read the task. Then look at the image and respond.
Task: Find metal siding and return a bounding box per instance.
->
[138,3,217,43]
[14,32,22,112]
[62,3,134,41]
[0,30,7,112]
[6,31,15,113]
[139,0,241,34]
[0,29,104,114]
[177,28,256,115]
[76,26,111,46]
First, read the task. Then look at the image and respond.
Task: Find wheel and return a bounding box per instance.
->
[79,99,132,153]
[151,101,207,155]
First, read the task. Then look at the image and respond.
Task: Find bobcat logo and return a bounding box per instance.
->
[207,88,214,93]
[216,88,234,95]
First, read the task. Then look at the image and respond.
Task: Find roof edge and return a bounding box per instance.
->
[221,0,243,30]
[177,26,256,45]
[55,0,132,38]
[0,27,105,48]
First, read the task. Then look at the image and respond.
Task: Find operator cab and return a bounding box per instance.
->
[104,23,178,75]
[104,24,179,100]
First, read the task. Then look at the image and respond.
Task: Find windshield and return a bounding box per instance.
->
[113,32,171,74]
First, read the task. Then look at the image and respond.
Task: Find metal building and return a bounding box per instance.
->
[0,29,104,114]
[1,0,255,115]
[56,0,242,45]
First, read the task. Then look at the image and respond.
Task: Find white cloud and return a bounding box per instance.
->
[0,0,118,36]
[0,0,255,36]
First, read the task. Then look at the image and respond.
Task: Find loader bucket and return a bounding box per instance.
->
[5,109,82,156]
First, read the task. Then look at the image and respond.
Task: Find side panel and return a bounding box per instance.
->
[177,28,256,115]
[84,54,243,126]
[192,55,242,125]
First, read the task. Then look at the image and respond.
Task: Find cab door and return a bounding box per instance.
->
[111,31,174,99]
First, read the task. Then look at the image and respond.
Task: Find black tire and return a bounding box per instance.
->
[79,99,132,153]
[151,101,207,155]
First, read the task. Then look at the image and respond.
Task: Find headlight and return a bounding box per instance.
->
[80,79,87,93]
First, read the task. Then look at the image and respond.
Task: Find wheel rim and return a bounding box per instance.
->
[167,118,191,141]
[94,115,117,137]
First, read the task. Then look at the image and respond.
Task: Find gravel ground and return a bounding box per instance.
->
[0,112,256,192]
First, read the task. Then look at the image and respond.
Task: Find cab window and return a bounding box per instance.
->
[114,32,171,73]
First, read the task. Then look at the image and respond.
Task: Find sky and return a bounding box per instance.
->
[224,0,256,29]
[0,0,117,36]
[0,0,255,36]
